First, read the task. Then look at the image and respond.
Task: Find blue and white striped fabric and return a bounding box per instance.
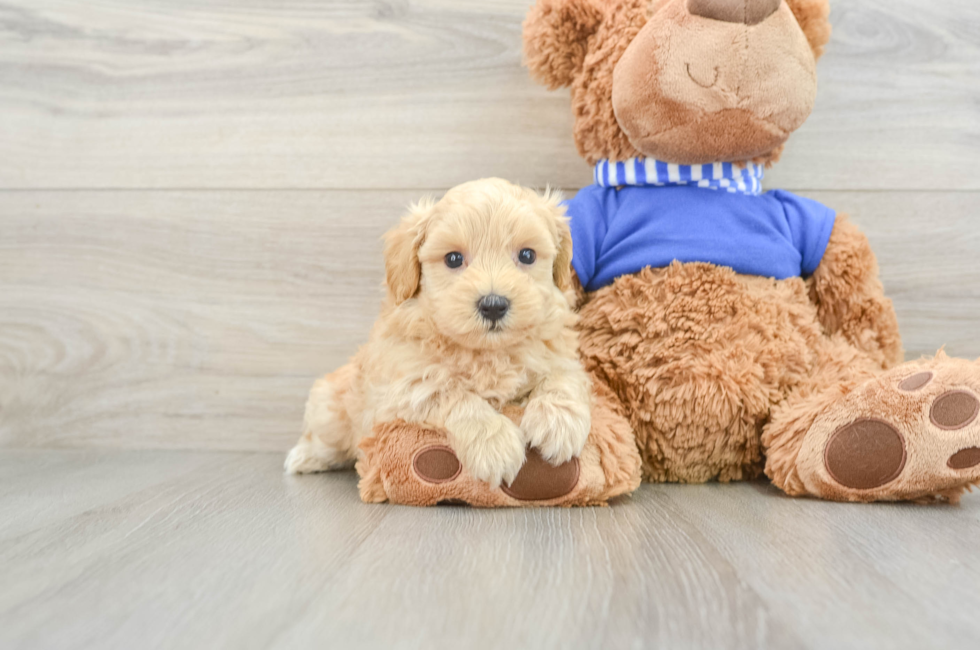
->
[594,158,765,196]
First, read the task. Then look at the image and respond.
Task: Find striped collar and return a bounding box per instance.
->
[595,158,765,196]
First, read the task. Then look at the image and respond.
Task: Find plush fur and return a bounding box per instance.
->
[526,0,980,503]
[287,179,641,505]
[356,386,641,507]
[611,0,818,164]
[524,0,832,166]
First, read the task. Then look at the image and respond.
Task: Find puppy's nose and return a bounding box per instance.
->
[477,294,510,323]
[687,0,781,25]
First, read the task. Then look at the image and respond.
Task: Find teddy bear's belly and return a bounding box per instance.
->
[578,261,824,483]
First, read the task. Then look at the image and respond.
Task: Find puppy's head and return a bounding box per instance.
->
[383,178,573,349]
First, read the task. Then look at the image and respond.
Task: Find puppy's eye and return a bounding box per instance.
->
[445,252,464,269]
[518,248,536,265]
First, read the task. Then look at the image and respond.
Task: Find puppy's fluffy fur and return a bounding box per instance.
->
[285,178,592,487]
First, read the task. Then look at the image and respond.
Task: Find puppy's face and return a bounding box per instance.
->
[383,178,573,349]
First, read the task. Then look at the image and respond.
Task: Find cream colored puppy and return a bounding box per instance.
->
[285,178,592,487]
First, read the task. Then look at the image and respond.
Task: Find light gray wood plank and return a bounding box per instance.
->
[2,449,980,650]
[2,189,979,451]
[0,0,587,190]
[0,189,399,450]
[0,449,228,540]
[0,0,977,191]
[767,0,980,191]
[0,450,391,650]
[658,482,980,650]
[271,496,801,650]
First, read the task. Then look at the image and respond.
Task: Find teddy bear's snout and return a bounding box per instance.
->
[687,0,781,26]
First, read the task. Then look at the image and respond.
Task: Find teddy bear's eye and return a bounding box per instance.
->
[518,248,536,265]
[445,252,464,269]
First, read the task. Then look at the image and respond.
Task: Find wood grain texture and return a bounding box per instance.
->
[2,189,979,451]
[2,449,980,650]
[0,190,398,450]
[0,0,977,190]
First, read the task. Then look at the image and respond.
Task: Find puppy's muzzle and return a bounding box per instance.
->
[477,294,510,324]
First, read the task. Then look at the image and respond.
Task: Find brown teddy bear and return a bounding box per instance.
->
[522,0,980,503]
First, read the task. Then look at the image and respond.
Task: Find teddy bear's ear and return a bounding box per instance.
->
[523,0,603,90]
[383,198,435,305]
[784,0,833,59]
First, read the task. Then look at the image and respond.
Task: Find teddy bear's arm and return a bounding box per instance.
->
[523,0,602,90]
[808,214,903,368]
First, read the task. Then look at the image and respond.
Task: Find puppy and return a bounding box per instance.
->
[284,178,592,487]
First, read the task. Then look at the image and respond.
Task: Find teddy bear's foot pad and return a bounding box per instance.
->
[797,357,980,503]
[501,448,580,501]
[823,419,907,490]
[413,446,462,484]
[413,445,580,501]
[357,406,642,507]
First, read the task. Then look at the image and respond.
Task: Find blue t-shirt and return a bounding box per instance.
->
[564,184,837,292]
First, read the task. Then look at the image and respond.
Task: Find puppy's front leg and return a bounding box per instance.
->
[443,392,526,488]
[521,360,592,465]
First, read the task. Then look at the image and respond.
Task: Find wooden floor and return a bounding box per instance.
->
[3,0,980,647]
[2,449,980,650]
[3,449,980,650]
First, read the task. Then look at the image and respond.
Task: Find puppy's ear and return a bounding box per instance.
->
[544,189,574,292]
[383,198,434,304]
[553,217,574,292]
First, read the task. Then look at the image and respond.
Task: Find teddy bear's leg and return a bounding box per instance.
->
[765,342,980,503]
[576,264,815,484]
[355,383,641,507]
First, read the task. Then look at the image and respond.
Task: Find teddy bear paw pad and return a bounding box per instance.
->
[502,448,580,501]
[413,446,462,484]
[410,444,580,502]
[797,359,980,502]
[824,419,906,490]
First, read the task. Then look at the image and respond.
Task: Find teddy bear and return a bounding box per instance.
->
[519,0,980,503]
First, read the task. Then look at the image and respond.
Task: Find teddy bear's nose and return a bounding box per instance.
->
[687,0,781,25]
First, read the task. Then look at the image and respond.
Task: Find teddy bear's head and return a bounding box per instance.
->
[524,0,832,166]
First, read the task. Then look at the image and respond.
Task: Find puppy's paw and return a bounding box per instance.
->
[521,397,590,465]
[452,414,527,488]
[284,435,353,474]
